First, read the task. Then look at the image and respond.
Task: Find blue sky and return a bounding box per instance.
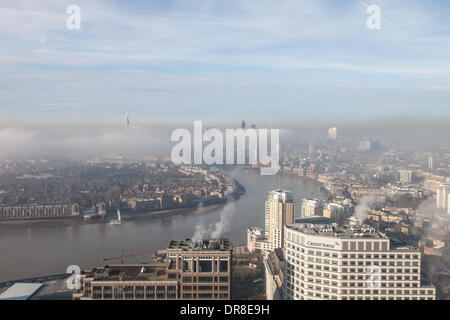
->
[1,0,450,124]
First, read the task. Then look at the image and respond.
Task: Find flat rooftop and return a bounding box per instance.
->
[84,263,170,282]
[289,223,387,239]
[0,283,42,300]
[167,239,232,251]
[296,216,331,224]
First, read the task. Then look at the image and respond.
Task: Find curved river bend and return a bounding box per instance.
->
[0,168,325,282]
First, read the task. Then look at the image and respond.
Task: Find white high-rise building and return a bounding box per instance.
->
[448,194,450,215]
[428,156,438,170]
[265,190,296,249]
[436,186,450,210]
[282,223,436,300]
[248,190,296,254]
[328,127,337,140]
[399,170,412,183]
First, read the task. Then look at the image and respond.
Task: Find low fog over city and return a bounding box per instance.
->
[0,0,449,307]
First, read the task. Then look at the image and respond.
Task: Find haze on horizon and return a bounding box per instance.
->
[0,0,449,125]
[0,116,448,161]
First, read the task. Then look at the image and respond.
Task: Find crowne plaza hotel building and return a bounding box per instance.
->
[282,223,436,300]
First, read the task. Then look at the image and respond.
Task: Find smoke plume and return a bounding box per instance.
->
[355,195,385,221]
[191,201,236,242]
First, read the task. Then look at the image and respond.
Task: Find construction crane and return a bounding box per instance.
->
[101,249,159,264]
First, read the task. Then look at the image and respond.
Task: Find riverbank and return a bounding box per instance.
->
[130,203,227,222]
[0,203,228,229]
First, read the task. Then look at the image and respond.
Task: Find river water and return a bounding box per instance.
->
[0,168,324,282]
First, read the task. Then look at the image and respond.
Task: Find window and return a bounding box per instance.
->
[220,260,228,272]
[156,286,165,299]
[114,286,124,299]
[199,276,213,283]
[183,259,193,272]
[198,260,213,273]
[167,286,176,299]
[146,286,155,299]
[93,286,102,299]
[124,286,134,299]
[103,286,112,299]
[135,286,144,299]
[84,282,91,295]
[198,286,213,291]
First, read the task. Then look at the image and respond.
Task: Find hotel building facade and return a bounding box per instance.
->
[282,223,436,300]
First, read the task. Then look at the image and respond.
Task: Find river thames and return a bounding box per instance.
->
[0,168,325,282]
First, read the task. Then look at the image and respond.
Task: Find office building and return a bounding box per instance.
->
[428,156,438,170]
[73,239,232,300]
[328,127,337,140]
[399,170,413,184]
[264,248,285,300]
[359,140,372,152]
[282,223,436,300]
[322,203,346,224]
[301,199,323,217]
[436,186,450,210]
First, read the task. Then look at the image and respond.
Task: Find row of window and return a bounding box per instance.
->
[182,293,228,299]
[285,242,419,260]
[286,288,434,300]
[182,285,229,292]
[286,253,419,267]
[288,275,420,287]
[286,261,419,275]
[182,276,229,283]
[89,285,177,299]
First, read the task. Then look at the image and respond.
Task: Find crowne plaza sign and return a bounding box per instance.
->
[305,236,340,250]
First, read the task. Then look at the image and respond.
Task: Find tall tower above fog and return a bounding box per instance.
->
[328,127,337,140]
[265,189,296,249]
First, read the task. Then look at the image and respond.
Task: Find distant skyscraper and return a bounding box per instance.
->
[428,156,437,170]
[359,140,372,152]
[265,190,296,249]
[126,112,130,128]
[309,143,315,155]
[241,120,246,129]
[436,186,450,210]
[448,194,450,215]
[328,127,337,140]
[250,124,256,129]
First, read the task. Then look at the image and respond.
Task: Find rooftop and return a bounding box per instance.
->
[296,216,331,224]
[167,239,232,251]
[268,189,293,202]
[84,263,171,282]
[289,223,388,239]
[0,283,43,300]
